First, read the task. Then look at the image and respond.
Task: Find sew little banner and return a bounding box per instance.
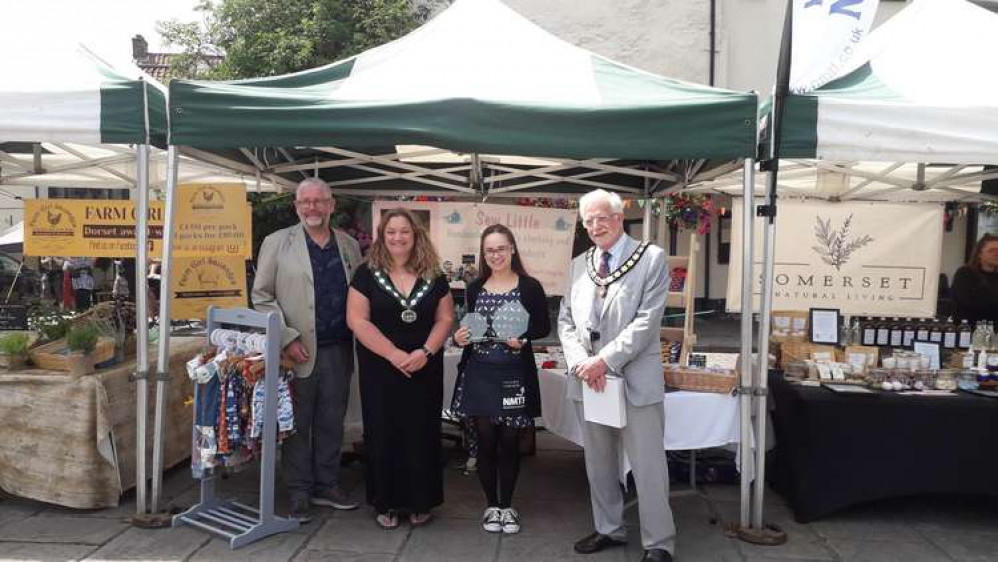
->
[24,183,251,258]
[372,201,577,296]
[727,199,942,318]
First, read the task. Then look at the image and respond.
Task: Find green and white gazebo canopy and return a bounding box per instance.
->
[169,0,757,163]
[0,41,167,146]
[777,0,998,166]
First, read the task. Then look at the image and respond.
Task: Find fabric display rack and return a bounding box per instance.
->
[173,307,298,549]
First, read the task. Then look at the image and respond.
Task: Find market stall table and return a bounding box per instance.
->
[442,350,746,458]
[0,337,201,508]
[769,371,998,523]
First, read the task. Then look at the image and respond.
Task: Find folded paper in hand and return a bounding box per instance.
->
[583,375,627,428]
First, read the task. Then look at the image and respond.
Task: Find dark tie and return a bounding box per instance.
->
[598,251,611,278]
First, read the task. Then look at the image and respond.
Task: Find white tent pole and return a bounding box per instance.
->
[739,158,755,528]
[150,146,179,514]
[751,168,777,530]
[134,143,151,515]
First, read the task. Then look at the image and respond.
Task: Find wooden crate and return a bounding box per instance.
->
[29,337,115,371]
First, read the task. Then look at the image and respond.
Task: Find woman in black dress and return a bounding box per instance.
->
[346,208,454,529]
[452,224,550,534]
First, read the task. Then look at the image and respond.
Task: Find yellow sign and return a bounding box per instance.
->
[24,199,165,257]
[170,256,247,320]
[174,184,252,259]
[24,183,252,258]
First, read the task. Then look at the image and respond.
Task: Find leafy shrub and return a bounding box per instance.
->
[66,324,99,354]
[0,333,30,356]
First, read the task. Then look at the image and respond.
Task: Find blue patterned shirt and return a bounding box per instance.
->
[305,232,350,344]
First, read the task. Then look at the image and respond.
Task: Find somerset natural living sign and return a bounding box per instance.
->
[727,199,943,318]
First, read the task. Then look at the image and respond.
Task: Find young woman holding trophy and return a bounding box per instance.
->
[451,224,550,534]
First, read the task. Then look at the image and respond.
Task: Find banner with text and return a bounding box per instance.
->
[726,199,942,318]
[24,183,251,258]
[790,0,879,93]
[372,201,577,296]
[170,256,247,320]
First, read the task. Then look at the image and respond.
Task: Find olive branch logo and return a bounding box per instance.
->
[811,214,874,270]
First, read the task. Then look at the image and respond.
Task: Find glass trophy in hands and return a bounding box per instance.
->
[460,301,529,343]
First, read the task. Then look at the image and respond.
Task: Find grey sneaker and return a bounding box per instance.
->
[289,497,313,524]
[311,486,359,510]
[482,506,503,533]
[501,507,521,534]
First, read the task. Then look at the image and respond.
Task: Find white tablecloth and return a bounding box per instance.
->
[348,349,749,476]
[443,350,743,450]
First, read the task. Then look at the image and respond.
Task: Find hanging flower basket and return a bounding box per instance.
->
[664,194,714,235]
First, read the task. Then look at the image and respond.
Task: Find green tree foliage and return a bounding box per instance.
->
[158,0,441,80]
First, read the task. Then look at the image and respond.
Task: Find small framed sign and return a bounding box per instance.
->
[913,340,941,370]
[809,308,840,345]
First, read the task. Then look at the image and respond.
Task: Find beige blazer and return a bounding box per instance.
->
[558,235,670,407]
[251,223,362,377]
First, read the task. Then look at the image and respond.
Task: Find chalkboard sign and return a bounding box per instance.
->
[0,305,28,331]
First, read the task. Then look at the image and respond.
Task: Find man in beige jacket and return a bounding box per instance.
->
[252,178,362,523]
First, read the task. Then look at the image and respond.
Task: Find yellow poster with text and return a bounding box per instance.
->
[24,199,165,257]
[174,183,252,259]
[24,184,251,258]
[170,256,248,320]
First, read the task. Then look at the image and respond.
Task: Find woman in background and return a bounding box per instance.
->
[952,233,998,324]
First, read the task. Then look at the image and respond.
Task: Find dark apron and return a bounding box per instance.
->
[460,357,527,417]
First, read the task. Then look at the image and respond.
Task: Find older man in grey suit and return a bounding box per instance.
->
[558,189,676,562]
[253,178,363,523]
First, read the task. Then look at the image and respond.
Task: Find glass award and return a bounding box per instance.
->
[460,312,489,342]
[492,301,529,341]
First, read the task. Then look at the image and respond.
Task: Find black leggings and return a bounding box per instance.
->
[473,417,521,508]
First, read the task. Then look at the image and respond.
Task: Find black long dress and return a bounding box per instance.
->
[351,264,450,514]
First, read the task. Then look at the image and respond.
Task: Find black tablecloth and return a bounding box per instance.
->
[769,372,998,523]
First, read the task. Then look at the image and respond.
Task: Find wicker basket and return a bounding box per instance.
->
[29,337,115,372]
[663,366,738,394]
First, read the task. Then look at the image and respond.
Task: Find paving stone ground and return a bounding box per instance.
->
[3,317,995,561]
[3,430,998,562]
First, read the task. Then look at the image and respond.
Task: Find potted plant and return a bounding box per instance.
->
[0,332,30,371]
[65,324,99,376]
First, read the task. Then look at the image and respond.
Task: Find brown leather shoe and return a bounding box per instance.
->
[573,532,627,554]
[641,549,673,562]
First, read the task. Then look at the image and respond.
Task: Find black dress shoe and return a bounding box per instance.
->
[573,532,627,554]
[640,548,673,562]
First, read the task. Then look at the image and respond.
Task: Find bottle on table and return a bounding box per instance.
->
[840,315,853,346]
[890,318,904,347]
[876,317,890,347]
[850,318,862,348]
[928,320,944,344]
[943,317,958,350]
[862,317,877,346]
[916,320,930,342]
[958,319,973,350]
[902,318,917,348]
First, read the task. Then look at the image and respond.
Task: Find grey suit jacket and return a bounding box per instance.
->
[252,223,362,378]
[557,235,669,407]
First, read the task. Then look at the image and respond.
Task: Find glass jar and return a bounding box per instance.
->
[934,369,958,391]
